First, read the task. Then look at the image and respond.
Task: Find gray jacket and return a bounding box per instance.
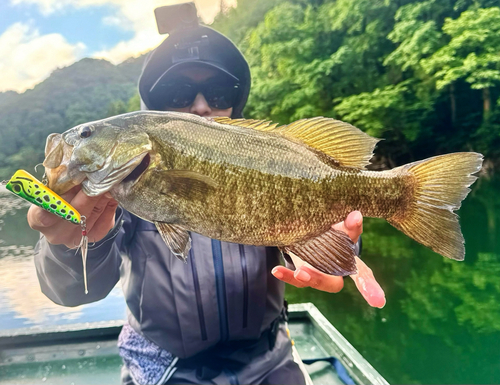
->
[34,207,285,358]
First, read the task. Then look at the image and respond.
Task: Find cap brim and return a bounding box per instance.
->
[150,61,239,94]
[139,25,250,117]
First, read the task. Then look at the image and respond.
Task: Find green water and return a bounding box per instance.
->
[1,177,499,384]
[287,176,500,384]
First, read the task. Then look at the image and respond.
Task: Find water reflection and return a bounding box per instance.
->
[1,178,499,384]
[0,189,126,331]
[0,250,125,329]
[287,176,500,384]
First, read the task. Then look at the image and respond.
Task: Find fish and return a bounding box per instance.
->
[42,111,483,276]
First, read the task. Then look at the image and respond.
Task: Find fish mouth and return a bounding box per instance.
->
[122,153,151,183]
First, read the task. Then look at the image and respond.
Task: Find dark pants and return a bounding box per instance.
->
[121,322,306,385]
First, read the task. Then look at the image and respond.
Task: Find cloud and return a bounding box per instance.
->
[9,0,65,15]
[10,0,236,64]
[11,0,234,24]
[0,22,86,92]
[93,0,237,63]
[92,29,164,64]
[0,247,124,325]
[92,0,169,64]
[2,0,237,91]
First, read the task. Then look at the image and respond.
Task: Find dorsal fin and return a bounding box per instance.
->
[213,117,279,131]
[213,116,379,169]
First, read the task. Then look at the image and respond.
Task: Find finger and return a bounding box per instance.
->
[28,205,62,229]
[333,210,363,243]
[350,256,385,308]
[67,189,108,219]
[293,265,344,293]
[83,193,116,231]
[27,185,81,229]
[87,199,119,242]
[271,266,308,288]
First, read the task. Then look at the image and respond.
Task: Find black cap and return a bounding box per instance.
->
[139,26,250,118]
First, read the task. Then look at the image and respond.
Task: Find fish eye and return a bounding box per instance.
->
[80,126,92,139]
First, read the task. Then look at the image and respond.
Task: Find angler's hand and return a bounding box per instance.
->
[271,211,386,308]
[27,185,119,249]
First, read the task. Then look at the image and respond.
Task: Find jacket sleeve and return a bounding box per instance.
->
[34,207,135,307]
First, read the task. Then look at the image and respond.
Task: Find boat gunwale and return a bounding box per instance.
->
[0,320,124,349]
[0,303,389,385]
[289,303,389,385]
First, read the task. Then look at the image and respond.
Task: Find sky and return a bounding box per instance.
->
[0,0,235,93]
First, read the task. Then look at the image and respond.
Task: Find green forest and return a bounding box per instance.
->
[1,0,500,179]
[2,2,500,383]
[0,58,144,179]
[214,0,500,169]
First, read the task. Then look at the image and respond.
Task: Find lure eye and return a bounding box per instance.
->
[80,126,92,138]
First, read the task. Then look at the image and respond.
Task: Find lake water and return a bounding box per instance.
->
[0,178,499,384]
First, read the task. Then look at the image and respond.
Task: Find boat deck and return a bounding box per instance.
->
[0,303,388,385]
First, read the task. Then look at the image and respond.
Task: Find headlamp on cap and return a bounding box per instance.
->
[154,2,199,35]
[154,2,207,64]
[140,3,251,117]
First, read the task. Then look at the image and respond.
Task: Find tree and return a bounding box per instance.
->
[127,93,141,112]
[422,7,500,122]
[0,57,143,179]
[107,99,128,117]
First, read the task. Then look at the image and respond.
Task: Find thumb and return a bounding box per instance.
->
[333,210,363,243]
[28,205,61,229]
[350,256,386,308]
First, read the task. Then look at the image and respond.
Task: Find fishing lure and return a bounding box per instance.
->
[4,170,89,294]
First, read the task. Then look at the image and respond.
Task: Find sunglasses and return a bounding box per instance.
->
[149,79,240,110]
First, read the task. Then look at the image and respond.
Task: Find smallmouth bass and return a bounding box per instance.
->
[43,111,483,275]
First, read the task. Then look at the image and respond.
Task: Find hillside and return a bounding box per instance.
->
[0,56,145,180]
[3,0,500,180]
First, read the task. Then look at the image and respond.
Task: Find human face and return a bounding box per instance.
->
[164,67,234,118]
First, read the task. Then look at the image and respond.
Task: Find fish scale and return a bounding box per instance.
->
[42,111,483,276]
[127,136,408,245]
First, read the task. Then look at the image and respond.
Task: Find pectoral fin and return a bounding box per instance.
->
[155,222,191,262]
[284,228,357,276]
[158,170,218,201]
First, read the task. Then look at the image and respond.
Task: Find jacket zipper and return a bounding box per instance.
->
[212,239,229,342]
[225,368,239,385]
[238,245,249,329]
[189,248,208,341]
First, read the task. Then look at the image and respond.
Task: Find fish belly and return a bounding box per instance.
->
[121,163,410,247]
[116,120,412,246]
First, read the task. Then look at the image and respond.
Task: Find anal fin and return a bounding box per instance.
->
[155,222,191,262]
[284,228,357,276]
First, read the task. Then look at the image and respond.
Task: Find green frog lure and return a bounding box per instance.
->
[4,170,89,294]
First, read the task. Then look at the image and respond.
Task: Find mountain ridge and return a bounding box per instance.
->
[0,55,146,179]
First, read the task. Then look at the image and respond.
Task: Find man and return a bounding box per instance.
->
[28,24,384,385]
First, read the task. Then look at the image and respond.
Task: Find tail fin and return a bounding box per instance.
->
[388,152,483,261]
